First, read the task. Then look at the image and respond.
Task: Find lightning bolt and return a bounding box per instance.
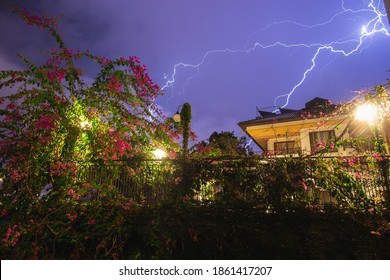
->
[161,0,390,108]
[274,0,390,108]
[245,138,253,154]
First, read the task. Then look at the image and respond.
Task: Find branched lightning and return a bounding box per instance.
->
[162,0,389,108]
[245,139,253,154]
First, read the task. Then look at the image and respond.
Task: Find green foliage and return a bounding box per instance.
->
[180,102,192,157]
[191,131,253,157]
[0,3,178,255]
[2,203,389,259]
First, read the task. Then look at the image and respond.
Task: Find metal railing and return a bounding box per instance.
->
[77,156,389,207]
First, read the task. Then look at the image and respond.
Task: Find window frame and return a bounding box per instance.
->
[273,140,296,154]
[309,130,337,152]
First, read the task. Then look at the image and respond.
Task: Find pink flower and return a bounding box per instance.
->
[55,96,67,103]
[87,219,96,225]
[4,115,14,122]
[175,177,183,185]
[34,115,58,133]
[372,153,387,161]
[371,231,381,236]
[302,181,308,191]
[2,224,23,247]
[82,182,93,189]
[47,66,66,82]
[65,213,78,222]
[122,199,134,210]
[100,57,111,66]
[6,103,16,110]
[50,162,77,176]
[106,76,122,93]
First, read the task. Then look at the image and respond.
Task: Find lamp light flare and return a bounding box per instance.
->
[173,113,181,122]
[80,120,90,129]
[153,149,167,159]
[355,103,378,125]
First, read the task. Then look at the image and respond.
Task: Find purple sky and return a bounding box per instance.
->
[1,0,390,149]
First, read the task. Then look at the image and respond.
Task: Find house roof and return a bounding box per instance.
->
[385,0,390,25]
[238,97,335,129]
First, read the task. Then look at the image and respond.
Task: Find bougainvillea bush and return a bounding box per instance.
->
[0,3,180,258]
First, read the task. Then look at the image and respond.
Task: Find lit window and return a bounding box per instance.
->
[274,141,296,154]
[309,130,337,152]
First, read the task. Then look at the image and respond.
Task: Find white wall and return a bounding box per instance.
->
[267,122,354,156]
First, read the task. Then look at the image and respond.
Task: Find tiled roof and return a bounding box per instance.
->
[238,97,336,128]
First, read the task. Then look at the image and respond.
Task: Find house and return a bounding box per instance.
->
[238,97,389,155]
[385,0,390,25]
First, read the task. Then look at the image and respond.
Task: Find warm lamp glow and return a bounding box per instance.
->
[173,113,181,123]
[355,103,378,125]
[80,120,90,129]
[153,149,167,159]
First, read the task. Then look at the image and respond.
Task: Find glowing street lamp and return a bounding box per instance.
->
[173,105,182,123]
[153,149,167,159]
[355,103,378,126]
[354,101,389,156]
[80,120,90,129]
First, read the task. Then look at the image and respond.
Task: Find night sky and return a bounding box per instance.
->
[1,0,389,149]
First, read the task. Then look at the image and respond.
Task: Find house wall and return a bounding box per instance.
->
[300,123,351,155]
[267,136,301,153]
[267,122,353,156]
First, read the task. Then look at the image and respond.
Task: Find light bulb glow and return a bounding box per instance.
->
[355,103,378,125]
[153,149,167,159]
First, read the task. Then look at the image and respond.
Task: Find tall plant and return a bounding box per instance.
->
[0,2,178,254]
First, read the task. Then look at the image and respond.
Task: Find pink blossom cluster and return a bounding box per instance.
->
[87,219,96,225]
[6,102,16,110]
[175,177,183,185]
[372,153,388,162]
[0,209,8,218]
[68,189,80,200]
[3,115,14,122]
[106,76,122,93]
[106,130,132,159]
[313,140,326,151]
[47,66,66,82]
[38,135,52,144]
[45,48,80,65]
[65,213,78,222]
[8,167,25,182]
[34,115,58,133]
[50,161,77,176]
[121,199,133,210]
[82,182,93,189]
[342,156,361,167]
[129,56,160,98]
[2,223,25,247]
[16,7,58,30]
[100,57,112,66]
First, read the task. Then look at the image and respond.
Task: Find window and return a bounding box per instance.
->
[274,141,296,154]
[309,130,337,152]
